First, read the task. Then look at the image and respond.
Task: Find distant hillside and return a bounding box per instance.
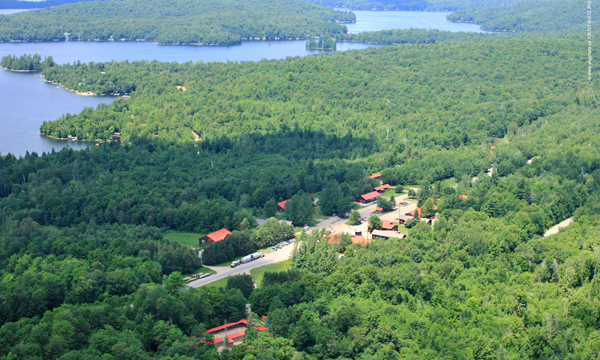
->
[0,0,355,44]
[447,0,586,33]
[0,0,94,10]
[304,0,539,11]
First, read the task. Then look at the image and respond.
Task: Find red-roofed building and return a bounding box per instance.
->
[369,174,382,179]
[351,235,372,245]
[200,228,232,246]
[459,195,468,200]
[375,207,384,213]
[381,220,398,231]
[277,199,290,212]
[206,319,247,335]
[405,205,438,218]
[356,191,381,203]
[329,233,372,246]
[374,184,391,192]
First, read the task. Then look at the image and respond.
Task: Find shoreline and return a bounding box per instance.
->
[0,66,41,72]
[42,77,125,97]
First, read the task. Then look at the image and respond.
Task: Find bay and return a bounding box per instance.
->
[0,10,490,156]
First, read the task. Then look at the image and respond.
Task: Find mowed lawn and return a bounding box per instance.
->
[163,231,205,249]
[205,260,293,289]
[250,260,292,288]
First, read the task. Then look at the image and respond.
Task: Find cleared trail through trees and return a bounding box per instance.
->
[544,217,574,238]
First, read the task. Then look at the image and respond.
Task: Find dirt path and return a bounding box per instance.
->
[188,245,294,288]
[544,217,574,237]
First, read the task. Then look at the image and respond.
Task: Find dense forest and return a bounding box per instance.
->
[1,0,600,358]
[304,0,538,11]
[0,53,55,71]
[0,0,354,44]
[447,0,586,33]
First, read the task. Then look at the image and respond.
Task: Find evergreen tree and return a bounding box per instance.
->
[286,193,314,226]
[264,198,277,218]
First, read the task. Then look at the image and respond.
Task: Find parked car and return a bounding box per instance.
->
[400,201,409,206]
[304,226,310,231]
[275,245,282,249]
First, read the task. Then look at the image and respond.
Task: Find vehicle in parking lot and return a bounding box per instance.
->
[399,201,409,206]
[275,245,282,249]
[304,226,310,231]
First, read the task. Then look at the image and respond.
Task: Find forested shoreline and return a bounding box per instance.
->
[0,0,354,45]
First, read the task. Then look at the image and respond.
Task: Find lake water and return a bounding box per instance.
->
[0,10,488,156]
[343,10,486,33]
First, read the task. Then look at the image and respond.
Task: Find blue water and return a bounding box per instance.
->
[0,10,492,156]
[343,10,487,33]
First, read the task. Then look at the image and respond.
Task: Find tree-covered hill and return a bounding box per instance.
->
[37,37,587,148]
[447,0,586,32]
[304,0,538,11]
[1,32,600,356]
[0,0,355,44]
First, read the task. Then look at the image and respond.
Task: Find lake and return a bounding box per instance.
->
[0,10,487,156]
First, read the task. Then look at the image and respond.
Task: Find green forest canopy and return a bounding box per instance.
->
[0,0,355,44]
[1,1,600,358]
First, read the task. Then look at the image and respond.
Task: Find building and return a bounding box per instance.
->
[206,320,270,347]
[405,205,438,218]
[199,228,231,246]
[369,174,382,179]
[381,220,398,231]
[372,229,406,240]
[277,199,290,212]
[356,191,381,203]
[375,207,384,213]
[328,233,372,245]
[459,195,468,200]
[398,214,413,225]
[374,184,391,192]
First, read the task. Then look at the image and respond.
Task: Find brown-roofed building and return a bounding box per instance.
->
[372,229,406,240]
[199,228,232,246]
[381,220,398,231]
[405,205,438,218]
[398,214,413,225]
[374,184,391,192]
[328,233,372,246]
[277,199,290,212]
[369,174,382,179]
[356,191,381,203]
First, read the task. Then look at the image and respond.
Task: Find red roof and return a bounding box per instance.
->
[369,174,382,179]
[352,235,372,245]
[212,338,224,344]
[381,220,396,230]
[374,184,391,192]
[459,195,468,200]
[228,330,246,340]
[206,319,247,334]
[253,326,269,332]
[206,228,232,243]
[359,191,381,201]
[406,205,438,217]
[277,199,290,210]
[375,207,384,212]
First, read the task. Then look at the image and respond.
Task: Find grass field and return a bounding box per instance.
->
[163,231,205,249]
[250,260,293,288]
[205,277,229,288]
[205,260,293,289]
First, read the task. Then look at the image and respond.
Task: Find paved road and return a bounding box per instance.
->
[312,190,417,235]
[544,217,574,237]
[188,244,294,287]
